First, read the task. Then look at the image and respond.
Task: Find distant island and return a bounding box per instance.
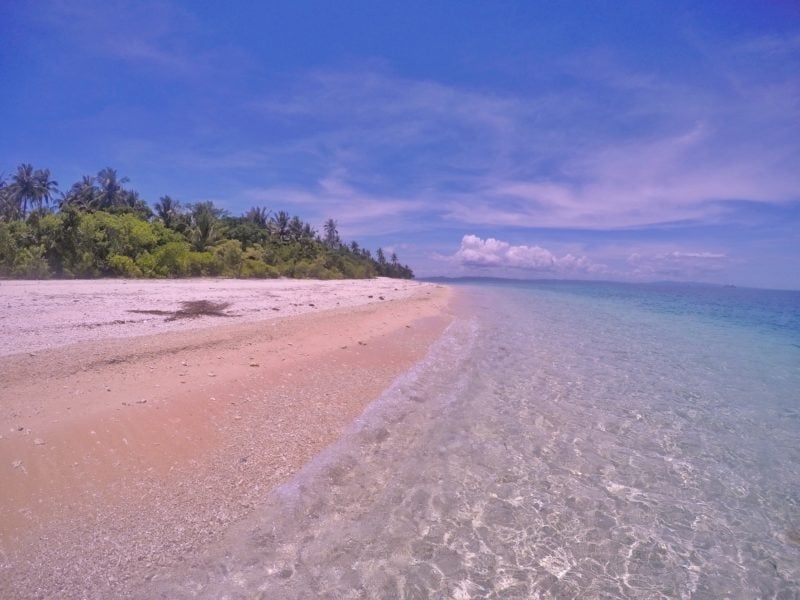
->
[0,164,413,280]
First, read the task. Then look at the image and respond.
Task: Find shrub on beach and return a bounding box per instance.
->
[108,254,143,278]
[152,241,191,277]
[186,251,223,276]
[292,255,347,279]
[12,245,50,278]
[213,239,244,276]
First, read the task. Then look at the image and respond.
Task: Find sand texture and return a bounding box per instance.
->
[0,278,452,599]
[0,278,431,357]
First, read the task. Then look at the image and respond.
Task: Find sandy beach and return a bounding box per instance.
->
[0,278,453,599]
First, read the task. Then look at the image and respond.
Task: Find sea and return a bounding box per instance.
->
[150,279,800,599]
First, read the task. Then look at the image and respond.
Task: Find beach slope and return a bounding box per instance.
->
[0,278,452,599]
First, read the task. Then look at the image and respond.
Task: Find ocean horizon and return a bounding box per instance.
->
[422,275,800,295]
[151,279,800,598]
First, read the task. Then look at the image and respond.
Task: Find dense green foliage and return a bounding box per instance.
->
[0,165,414,280]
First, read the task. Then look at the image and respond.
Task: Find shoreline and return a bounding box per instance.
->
[0,279,454,599]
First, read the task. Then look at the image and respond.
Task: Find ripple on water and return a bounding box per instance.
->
[146,283,800,598]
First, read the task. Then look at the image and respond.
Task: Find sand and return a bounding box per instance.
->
[0,278,453,599]
[0,278,432,357]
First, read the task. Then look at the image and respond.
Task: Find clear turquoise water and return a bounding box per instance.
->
[149,280,800,599]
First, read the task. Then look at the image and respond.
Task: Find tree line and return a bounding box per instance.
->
[0,164,414,280]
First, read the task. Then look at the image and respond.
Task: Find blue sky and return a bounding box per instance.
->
[2,1,799,289]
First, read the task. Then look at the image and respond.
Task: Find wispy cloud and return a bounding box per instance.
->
[627,250,730,279]
[243,177,431,237]
[241,48,799,231]
[30,5,799,235]
[40,0,250,79]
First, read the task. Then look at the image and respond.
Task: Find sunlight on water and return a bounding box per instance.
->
[147,281,800,599]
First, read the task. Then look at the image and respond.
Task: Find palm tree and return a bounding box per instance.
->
[269,210,291,242]
[244,206,270,228]
[155,195,181,228]
[61,175,98,210]
[33,168,58,213]
[96,167,129,209]
[301,222,315,241]
[350,240,360,254]
[5,164,58,218]
[323,218,339,249]
[188,201,224,251]
[8,164,37,218]
[0,174,15,221]
[121,189,153,219]
[288,215,304,242]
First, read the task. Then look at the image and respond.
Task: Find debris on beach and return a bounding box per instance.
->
[129,300,233,321]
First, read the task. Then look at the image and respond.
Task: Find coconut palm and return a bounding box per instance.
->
[188,201,224,251]
[5,164,59,218]
[155,195,182,228]
[323,218,339,249]
[269,210,291,242]
[61,175,98,210]
[244,206,270,228]
[33,168,58,212]
[0,174,15,221]
[7,164,36,218]
[288,215,304,242]
[96,167,129,209]
[121,189,153,219]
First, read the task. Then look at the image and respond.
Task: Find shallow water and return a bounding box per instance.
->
[149,281,800,599]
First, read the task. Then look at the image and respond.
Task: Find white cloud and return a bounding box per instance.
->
[436,236,737,283]
[450,235,608,275]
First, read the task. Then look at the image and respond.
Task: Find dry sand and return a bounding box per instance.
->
[0,278,431,357]
[0,278,453,599]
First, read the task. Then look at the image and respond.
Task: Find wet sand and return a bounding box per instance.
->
[0,278,453,599]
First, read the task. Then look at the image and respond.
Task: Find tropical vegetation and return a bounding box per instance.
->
[0,164,414,280]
